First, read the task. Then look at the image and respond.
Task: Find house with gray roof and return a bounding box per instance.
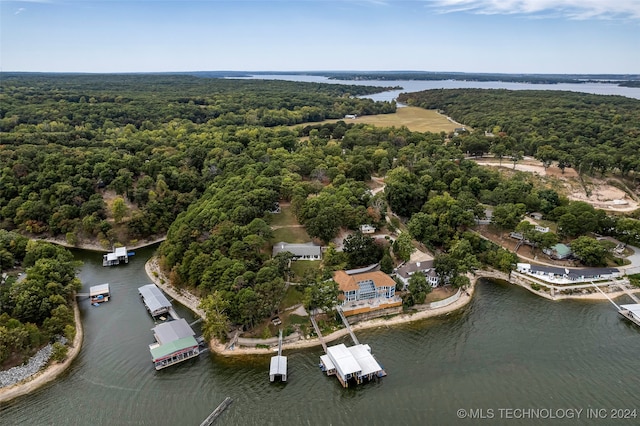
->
[272,242,322,261]
[395,260,439,288]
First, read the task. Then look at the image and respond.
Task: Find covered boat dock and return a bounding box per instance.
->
[619,304,640,326]
[138,284,173,318]
[319,343,385,387]
[149,318,200,370]
[89,283,110,303]
[103,246,129,266]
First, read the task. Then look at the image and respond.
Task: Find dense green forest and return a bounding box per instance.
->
[0,74,395,244]
[2,75,640,342]
[0,231,80,367]
[398,89,640,179]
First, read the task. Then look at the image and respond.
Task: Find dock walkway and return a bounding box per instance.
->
[309,313,327,353]
[337,306,359,346]
[616,283,640,303]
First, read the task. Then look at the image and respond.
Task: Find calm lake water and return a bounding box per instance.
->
[236,75,640,101]
[1,247,639,425]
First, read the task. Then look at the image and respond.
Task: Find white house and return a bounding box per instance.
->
[272,242,322,261]
[516,263,620,284]
[360,224,376,234]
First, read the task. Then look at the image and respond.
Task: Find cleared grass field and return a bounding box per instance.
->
[298,107,464,133]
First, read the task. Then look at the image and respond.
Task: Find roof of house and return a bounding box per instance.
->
[551,243,572,256]
[333,270,396,292]
[396,260,435,279]
[152,318,195,344]
[138,284,172,314]
[527,264,619,279]
[272,242,321,257]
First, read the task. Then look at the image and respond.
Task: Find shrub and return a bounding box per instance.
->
[51,342,68,362]
[530,283,541,291]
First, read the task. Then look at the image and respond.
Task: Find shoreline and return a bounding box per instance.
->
[38,235,167,253]
[145,255,477,356]
[0,299,84,404]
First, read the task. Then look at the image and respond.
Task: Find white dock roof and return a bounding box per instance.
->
[348,344,382,376]
[89,283,110,296]
[327,344,362,378]
[138,284,172,315]
[115,246,127,257]
[105,252,118,261]
[620,304,640,317]
[270,355,287,376]
[320,354,335,371]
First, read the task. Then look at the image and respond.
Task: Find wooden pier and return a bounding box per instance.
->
[309,313,327,353]
[269,329,287,382]
[199,397,233,426]
[337,306,359,346]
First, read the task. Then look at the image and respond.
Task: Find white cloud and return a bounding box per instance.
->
[14,7,25,14]
[427,0,640,20]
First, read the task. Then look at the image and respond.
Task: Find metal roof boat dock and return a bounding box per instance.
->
[149,318,200,370]
[89,283,110,303]
[103,246,129,266]
[269,330,287,382]
[619,304,640,326]
[138,283,178,319]
[319,343,385,387]
[315,305,386,387]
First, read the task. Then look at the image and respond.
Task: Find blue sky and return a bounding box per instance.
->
[1,0,639,74]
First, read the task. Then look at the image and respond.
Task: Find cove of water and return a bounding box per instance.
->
[234,74,640,101]
[1,246,639,425]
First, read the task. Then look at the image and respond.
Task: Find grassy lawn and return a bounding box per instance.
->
[290,260,321,281]
[293,106,463,133]
[271,227,311,243]
[268,204,297,227]
[280,285,305,309]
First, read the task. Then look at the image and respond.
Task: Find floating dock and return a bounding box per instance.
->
[89,283,110,303]
[137,283,203,369]
[269,330,287,382]
[103,246,129,266]
[318,306,386,387]
[592,282,640,327]
[619,304,640,326]
[199,397,233,426]
[138,283,177,320]
[149,318,200,370]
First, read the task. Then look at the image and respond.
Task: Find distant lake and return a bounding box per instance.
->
[235,74,640,101]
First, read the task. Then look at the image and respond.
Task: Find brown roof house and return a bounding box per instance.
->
[333,269,402,317]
